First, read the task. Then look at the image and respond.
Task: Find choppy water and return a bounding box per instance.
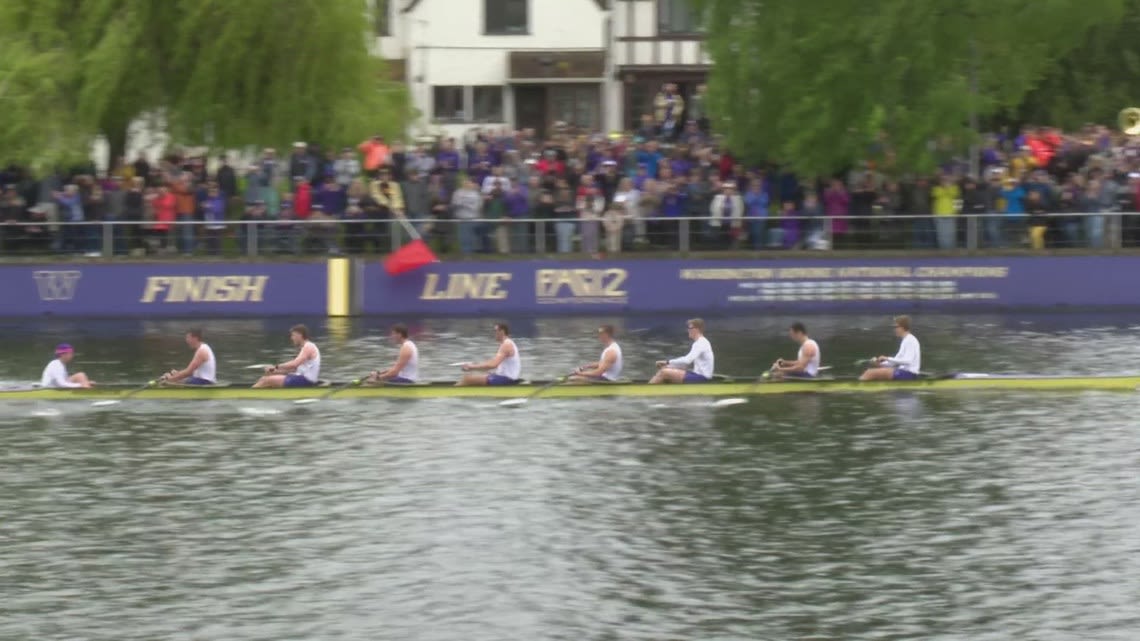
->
[2,314,1140,640]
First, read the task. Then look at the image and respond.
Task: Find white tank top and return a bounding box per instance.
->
[295,341,321,382]
[799,338,820,376]
[600,342,623,381]
[493,338,521,380]
[397,340,419,381]
[193,344,216,382]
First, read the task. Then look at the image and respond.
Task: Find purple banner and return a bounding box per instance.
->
[0,263,329,317]
[362,256,1140,315]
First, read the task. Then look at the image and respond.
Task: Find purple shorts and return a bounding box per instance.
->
[183,376,215,385]
[682,372,711,384]
[387,376,416,384]
[284,374,317,387]
[486,374,521,386]
[892,369,919,381]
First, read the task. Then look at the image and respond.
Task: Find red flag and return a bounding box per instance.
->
[384,239,438,275]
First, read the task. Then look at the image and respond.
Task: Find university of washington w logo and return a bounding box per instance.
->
[32,270,82,301]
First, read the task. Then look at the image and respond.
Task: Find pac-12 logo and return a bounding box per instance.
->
[32,270,82,301]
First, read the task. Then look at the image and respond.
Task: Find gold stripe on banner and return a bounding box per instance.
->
[326,258,350,316]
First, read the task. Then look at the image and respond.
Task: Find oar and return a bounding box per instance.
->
[499,375,571,407]
[244,363,277,370]
[91,379,159,407]
[447,362,468,367]
[293,376,370,405]
[711,366,835,408]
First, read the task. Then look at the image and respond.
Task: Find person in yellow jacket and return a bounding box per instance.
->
[369,167,407,247]
[931,174,961,250]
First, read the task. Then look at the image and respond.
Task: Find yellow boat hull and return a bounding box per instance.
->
[4,376,1139,401]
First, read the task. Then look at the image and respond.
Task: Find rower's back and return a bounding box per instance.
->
[494,338,521,380]
[800,338,820,377]
[296,341,322,382]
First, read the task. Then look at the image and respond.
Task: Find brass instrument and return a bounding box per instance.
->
[1120,107,1140,135]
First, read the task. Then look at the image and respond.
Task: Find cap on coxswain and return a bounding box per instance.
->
[55,343,74,355]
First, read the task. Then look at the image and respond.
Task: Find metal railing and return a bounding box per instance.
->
[0,212,1136,258]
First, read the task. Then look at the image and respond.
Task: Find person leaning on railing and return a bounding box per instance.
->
[1026,191,1050,250]
[450,178,482,255]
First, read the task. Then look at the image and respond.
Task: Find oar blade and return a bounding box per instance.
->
[244,364,274,370]
[711,397,748,408]
[499,398,529,407]
[293,398,321,405]
[91,400,121,407]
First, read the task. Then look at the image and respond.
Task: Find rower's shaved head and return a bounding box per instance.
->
[187,328,203,341]
[391,323,409,339]
[494,322,510,336]
[789,322,806,335]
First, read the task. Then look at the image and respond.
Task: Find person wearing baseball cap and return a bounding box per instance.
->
[40,344,93,389]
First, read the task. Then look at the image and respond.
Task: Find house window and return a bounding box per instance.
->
[372,0,389,36]
[658,0,700,34]
[486,0,528,35]
[473,86,505,122]
[433,86,466,122]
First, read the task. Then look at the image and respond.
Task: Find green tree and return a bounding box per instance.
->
[1015,0,1140,129]
[0,36,89,168]
[0,0,410,164]
[697,0,1126,176]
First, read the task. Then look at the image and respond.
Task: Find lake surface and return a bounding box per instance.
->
[3,314,1140,640]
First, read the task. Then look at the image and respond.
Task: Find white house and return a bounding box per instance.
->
[377,0,610,139]
[608,0,712,131]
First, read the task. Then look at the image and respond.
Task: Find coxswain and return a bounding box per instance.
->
[161,328,217,385]
[40,343,93,388]
[650,318,714,384]
[253,324,321,388]
[457,322,521,386]
[568,324,623,383]
[770,322,820,379]
[367,323,419,384]
[860,315,922,381]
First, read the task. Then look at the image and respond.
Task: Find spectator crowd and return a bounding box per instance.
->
[3,88,1140,258]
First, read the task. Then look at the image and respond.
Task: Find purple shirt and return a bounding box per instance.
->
[317,185,347,216]
[436,150,461,174]
[506,188,530,218]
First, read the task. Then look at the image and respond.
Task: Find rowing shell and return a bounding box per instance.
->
[3,375,1139,401]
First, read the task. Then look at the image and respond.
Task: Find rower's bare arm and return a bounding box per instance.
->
[485,343,513,369]
[380,346,412,379]
[785,344,816,371]
[179,350,209,379]
[276,345,316,372]
[581,355,612,377]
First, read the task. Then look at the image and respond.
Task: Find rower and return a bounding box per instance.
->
[253,324,321,388]
[457,322,521,386]
[367,323,419,384]
[569,324,623,383]
[771,322,820,379]
[40,343,93,389]
[860,315,921,381]
[162,328,216,385]
[650,318,714,384]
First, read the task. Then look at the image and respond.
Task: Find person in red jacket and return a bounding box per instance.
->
[151,185,177,253]
[294,179,312,220]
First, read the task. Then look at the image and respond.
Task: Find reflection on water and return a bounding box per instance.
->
[2,314,1140,640]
